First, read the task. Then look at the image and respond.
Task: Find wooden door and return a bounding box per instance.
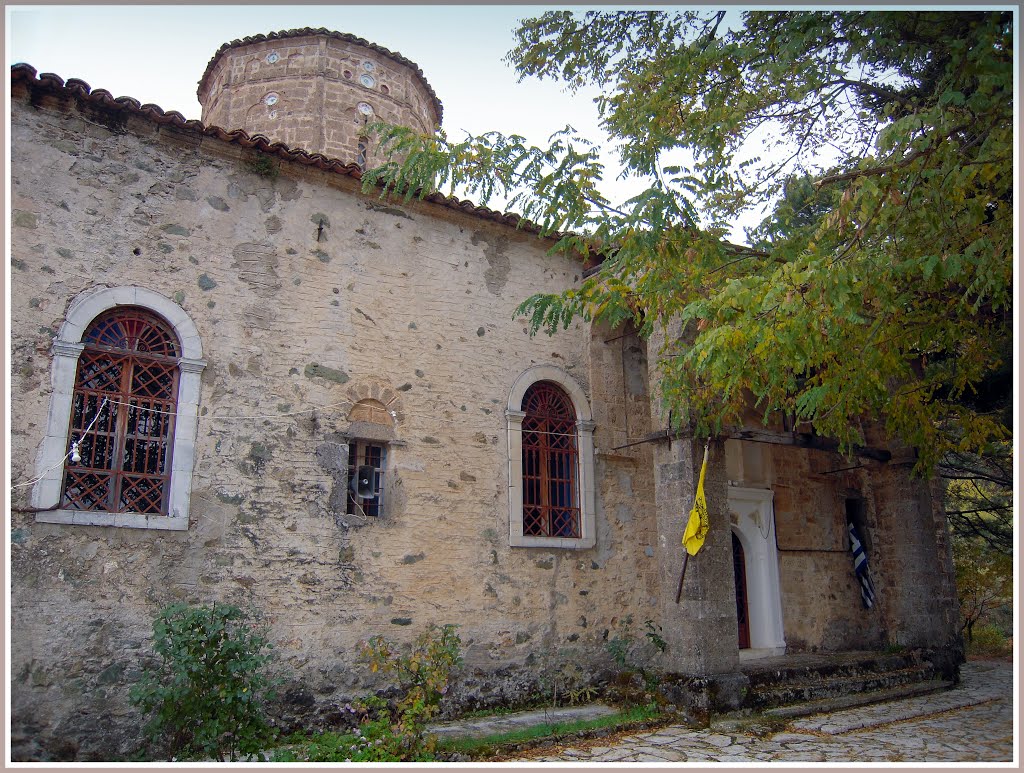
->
[733,532,751,649]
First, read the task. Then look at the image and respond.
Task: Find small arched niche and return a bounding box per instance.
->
[346,398,396,443]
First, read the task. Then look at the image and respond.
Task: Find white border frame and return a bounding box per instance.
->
[506,365,596,549]
[32,286,206,530]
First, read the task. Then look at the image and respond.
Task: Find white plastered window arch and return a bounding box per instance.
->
[32,286,206,530]
[506,364,596,549]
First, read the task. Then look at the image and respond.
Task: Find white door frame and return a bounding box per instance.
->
[729,486,786,659]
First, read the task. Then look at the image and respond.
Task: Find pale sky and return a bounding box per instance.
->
[5,4,757,240]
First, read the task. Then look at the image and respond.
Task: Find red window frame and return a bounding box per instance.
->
[521,381,580,538]
[61,308,180,515]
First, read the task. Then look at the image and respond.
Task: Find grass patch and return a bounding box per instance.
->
[435,703,664,759]
[270,704,668,762]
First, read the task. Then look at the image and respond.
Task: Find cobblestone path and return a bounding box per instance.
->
[515,660,1014,763]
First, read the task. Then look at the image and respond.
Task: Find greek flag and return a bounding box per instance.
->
[848,521,876,609]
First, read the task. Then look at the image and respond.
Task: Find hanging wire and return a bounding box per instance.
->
[11,394,590,495]
[66,397,358,422]
[11,397,110,490]
[26,397,585,437]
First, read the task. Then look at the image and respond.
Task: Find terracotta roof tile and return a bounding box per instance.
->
[10,63,573,247]
[196,28,443,123]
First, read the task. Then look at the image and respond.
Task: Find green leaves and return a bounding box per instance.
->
[364,10,1011,474]
[130,603,276,761]
[355,624,463,761]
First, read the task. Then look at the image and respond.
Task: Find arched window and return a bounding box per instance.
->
[521,382,580,538]
[506,365,596,549]
[32,286,205,530]
[61,308,180,515]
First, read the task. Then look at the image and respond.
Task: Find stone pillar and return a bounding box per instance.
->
[868,465,963,670]
[653,437,739,676]
[646,322,746,719]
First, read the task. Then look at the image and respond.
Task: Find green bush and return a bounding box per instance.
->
[535,647,599,707]
[967,624,1013,658]
[273,624,462,762]
[358,623,463,760]
[603,616,667,706]
[130,603,277,761]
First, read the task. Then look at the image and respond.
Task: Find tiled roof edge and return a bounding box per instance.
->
[196,28,443,124]
[10,63,576,248]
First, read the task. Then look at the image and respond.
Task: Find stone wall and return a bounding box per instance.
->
[766,442,959,657]
[8,69,962,761]
[771,445,886,652]
[9,81,658,760]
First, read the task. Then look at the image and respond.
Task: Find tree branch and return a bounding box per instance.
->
[814,124,969,188]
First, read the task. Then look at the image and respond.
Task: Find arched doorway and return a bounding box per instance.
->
[728,486,787,658]
[733,532,751,649]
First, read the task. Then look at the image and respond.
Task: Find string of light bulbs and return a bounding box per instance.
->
[11,397,110,490]
[11,394,587,494]
[23,396,583,436]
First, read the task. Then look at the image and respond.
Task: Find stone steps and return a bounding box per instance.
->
[762,678,955,721]
[742,651,918,688]
[740,650,950,712]
[746,666,937,709]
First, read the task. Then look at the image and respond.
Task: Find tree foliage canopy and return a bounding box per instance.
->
[364,10,1013,473]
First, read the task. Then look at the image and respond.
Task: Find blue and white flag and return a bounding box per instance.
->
[848,521,876,609]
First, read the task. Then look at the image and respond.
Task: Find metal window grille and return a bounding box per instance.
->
[61,308,180,515]
[521,381,580,538]
[347,441,386,517]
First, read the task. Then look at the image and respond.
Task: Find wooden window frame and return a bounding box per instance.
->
[60,309,181,515]
[506,365,596,549]
[32,286,206,530]
[521,382,581,539]
[346,440,387,517]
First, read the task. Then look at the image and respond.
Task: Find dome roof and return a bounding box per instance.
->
[197,27,443,123]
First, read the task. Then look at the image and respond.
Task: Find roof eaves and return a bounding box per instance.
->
[10,63,574,246]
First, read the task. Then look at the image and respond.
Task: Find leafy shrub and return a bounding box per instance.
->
[356,623,463,760]
[954,539,1012,643]
[967,624,1013,658]
[644,619,668,653]
[269,624,463,763]
[603,617,667,706]
[536,647,599,706]
[247,154,279,179]
[130,603,276,761]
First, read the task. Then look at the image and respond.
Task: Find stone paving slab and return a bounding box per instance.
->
[515,661,1014,763]
[428,703,618,739]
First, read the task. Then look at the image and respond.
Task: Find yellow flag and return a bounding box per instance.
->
[682,444,710,556]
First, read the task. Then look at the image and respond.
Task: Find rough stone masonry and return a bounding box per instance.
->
[8,31,961,761]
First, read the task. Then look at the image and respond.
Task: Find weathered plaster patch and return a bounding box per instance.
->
[231,243,281,296]
[472,231,512,294]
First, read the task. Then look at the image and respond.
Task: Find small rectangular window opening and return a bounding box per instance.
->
[347,440,386,516]
[356,137,369,170]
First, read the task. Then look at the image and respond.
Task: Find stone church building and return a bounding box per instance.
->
[9,29,963,760]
